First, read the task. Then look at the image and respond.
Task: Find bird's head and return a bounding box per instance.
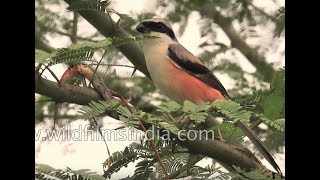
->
[136,18,177,42]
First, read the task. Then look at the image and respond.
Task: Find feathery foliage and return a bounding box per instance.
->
[190,164,232,179]
[35,164,104,180]
[132,159,155,180]
[158,153,189,176]
[182,101,211,123]
[212,99,251,123]
[215,121,245,144]
[232,166,278,180]
[103,143,142,179]
[274,7,285,37]
[36,2,71,30]
[35,36,157,66]
[35,0,284,178]
[79,100,120,119]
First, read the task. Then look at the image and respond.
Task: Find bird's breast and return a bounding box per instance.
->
[143,43,224,104]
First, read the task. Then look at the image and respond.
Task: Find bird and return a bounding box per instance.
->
[136,18,281,173]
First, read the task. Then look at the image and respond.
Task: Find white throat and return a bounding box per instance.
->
[140,32,176,95]
[143,32,175,47]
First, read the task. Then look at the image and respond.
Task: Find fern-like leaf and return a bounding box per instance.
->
[103,143,141,179]
[35,36,157,66]
[233,166,282,180]
[273,7,285,37]
[191,164,230,179]
[69,168,104,180]
[48,39,112,66]
[36,4,71,30]
[36,164,69,180]
[214,121,245,144]
[258,115,285,132]
[35,164,104,180]
[211,99,251,123]
[133,159,155,180]
[162,153,188,174]
[117,106,141,128]
[158,121,182,136]
[182,101,211,123]
[35,49,52,64]
[79,100,120,119]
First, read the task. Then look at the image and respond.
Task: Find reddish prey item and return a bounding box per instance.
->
[59,65,93,87]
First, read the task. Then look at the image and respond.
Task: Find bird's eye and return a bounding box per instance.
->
[156,23,162,29]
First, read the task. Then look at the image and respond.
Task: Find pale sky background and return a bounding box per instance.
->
[36,0,285,179]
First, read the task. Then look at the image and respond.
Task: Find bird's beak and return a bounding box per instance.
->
[136,23,149,33]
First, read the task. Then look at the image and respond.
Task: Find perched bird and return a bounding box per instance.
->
[136,18,281,173]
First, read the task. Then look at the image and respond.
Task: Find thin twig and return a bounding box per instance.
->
[88,50,107,87]
[92,117,111,157]
[121,97,169,179]
[80,65,169,179]
[71,12,78,43]
[41,65,60,84]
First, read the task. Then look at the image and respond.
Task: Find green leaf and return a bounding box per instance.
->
[261,95,284,120]
[259,115,285,132]
[274,118,285,126]
[182,100,197,113]
[271,68,285,96]
[72,169,104,180]
[159,101,182,112]
[36,36,157,66]
[232,166,276,180]
[215,122,245,144]
[35,49,52,63]
[274,7,285,37]
[36,164,57,172]
[182,101,210,123]
[159,122,181,135]
[211,100,251,123]
[103,144,140,179]
[78,100,120,119]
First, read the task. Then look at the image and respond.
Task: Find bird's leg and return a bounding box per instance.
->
[175,114,190,130]
[201,117,225,142]
[214,127,225,142]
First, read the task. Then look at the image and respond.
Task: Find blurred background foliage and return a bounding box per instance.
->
[35,0,284,177]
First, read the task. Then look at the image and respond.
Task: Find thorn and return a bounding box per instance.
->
[131,67,137,76]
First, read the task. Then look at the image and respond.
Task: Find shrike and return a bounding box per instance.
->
[136,18,280,173]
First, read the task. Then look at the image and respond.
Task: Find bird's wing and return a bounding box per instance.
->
[168,43,281,174]
[167,43,230,98]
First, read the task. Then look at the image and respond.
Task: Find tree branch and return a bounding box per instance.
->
[35,73,267,172]
[35,72,101,105]
[71,12,78,43]
[35,0,279,175]
[63,0,150,78]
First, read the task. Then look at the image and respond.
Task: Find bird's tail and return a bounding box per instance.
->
[236,121,282,174]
